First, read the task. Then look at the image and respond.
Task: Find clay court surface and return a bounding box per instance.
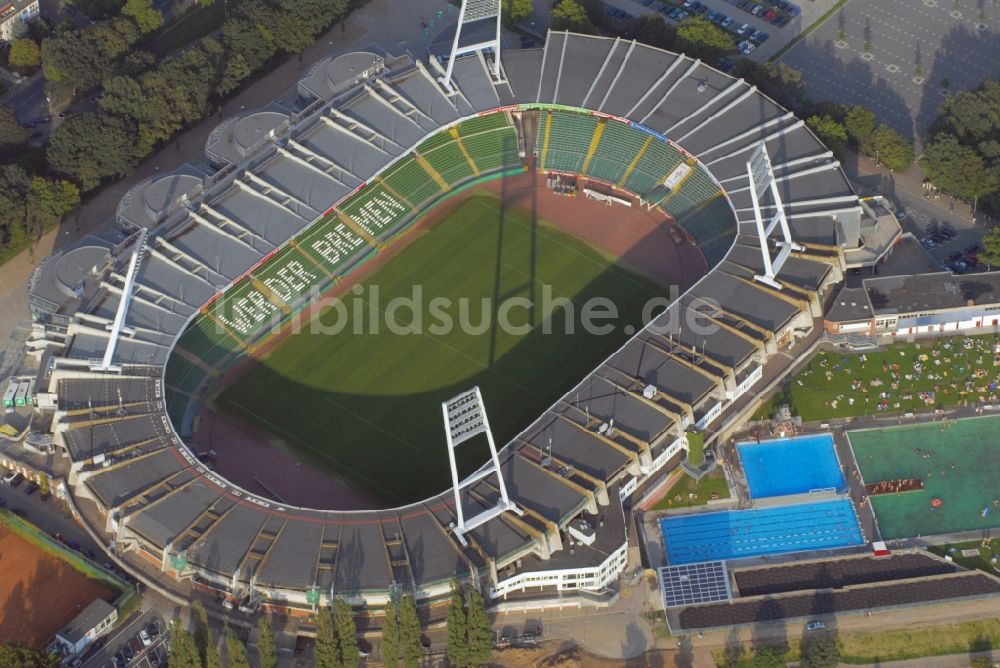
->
[0,524,117,649]
[196,170,708,509]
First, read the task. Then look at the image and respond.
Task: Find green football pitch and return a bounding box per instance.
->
[216,194,667,504]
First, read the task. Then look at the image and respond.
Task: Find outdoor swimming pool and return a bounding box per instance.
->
[738,433,846,499]
[659,499,864,564]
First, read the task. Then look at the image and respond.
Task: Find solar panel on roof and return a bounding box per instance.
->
[660,561,732,608]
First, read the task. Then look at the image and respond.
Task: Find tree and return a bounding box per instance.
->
[225,629,251,668]
[47,112,138,190]
[332,598,359,668]
[799,633,839,668]
[314,607,339,668]
[205,640,222,668]
[843,104,876,153]
[734,60,806,112]
[751,643,788,668]
[192,599,211,667]
[551,0,594,33]
[8,38,41,72]
[870,123,913,172]
[0,105,28,147]
[675,16,734,64]
[168,620,202,668]
[465,588,492,667]
[445,585,468,668]
[398,595,423,668]
[122,0,164,33]
[979,226,1000,269]
[622,14,675,50]
[381,598,400,667]
[502,0,533,24]
[0,643,61,667]
[922,133,1000,201]
[807,115,848,161]
[257,616,278,668]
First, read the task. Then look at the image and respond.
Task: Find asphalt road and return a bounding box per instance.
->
[780,0,1000,140]
[0,480,103,556]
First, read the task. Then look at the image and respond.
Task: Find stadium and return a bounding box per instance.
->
[32,20,869,615]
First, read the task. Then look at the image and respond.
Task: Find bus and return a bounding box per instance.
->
[2,381,15,412]
[25,379,35,407]
[14,380,28,407]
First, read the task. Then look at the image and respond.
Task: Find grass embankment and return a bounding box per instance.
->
[650,468,729,510]
[755,334,1000,421]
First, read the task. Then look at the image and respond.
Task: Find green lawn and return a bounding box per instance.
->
[217,194,665,504]
[651,468,729,510]
[758,334,1000,421]
[713,618,1000,666]
[928,540,1000,575]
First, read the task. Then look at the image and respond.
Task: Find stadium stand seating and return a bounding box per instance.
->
[422,140,477,185]
[585,120,644,185]
[381,155,444,207]
[340,184,412,238]
[175,317,241,369]
[623,138,686,196]
[659,170,723,222]
[296,215,371,276]
[538,110,599,174]
[463,127,520,173]
[457,112,511,136]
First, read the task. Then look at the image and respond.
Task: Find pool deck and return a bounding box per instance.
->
[832,428,881,543]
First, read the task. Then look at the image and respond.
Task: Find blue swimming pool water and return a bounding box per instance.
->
[659,500,864,564]
[738,433,846,499]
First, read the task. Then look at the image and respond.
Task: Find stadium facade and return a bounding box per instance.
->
[29,31,867,612]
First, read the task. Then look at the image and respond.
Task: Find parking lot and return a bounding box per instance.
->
[81,611,168,668]
[780,0,1000,139]
[603,0,843,60]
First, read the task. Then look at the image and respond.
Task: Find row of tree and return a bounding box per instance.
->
[921,80,1000,213]
[720,632,840,667]
[806,105,914,172]
[168,600,278,668]
[446,584,493,668]
[0,164,80,250]
[41,0,353,192]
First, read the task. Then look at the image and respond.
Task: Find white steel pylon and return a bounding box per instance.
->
[442,0,503,91]
[442,386,522,546]
[746,141,803,289]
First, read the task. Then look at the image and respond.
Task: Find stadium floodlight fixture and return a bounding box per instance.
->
[746,141,802,289]
[91,228,148,373]
[442,0,503,91]
[442,386,522,546]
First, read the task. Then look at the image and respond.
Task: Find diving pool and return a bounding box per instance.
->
[738,433,846,499]
[659,499,864,564]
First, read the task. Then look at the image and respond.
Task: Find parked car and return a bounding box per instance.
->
[2,470,16,485]
[738,40,756,54]
[9,473,24,488]
[24,482,38,495]
[139,629,152,647]
[121,645,134,663]
[112,652,126,668]
[720,16,734,27]
[805,621,827,631]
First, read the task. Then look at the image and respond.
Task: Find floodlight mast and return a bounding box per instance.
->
[442,386,522,546]
[92,228,148,373]
[441,0,503,91]
[747,142,803,289]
